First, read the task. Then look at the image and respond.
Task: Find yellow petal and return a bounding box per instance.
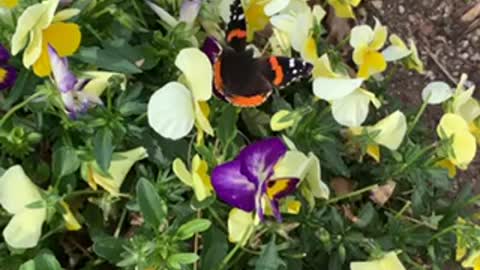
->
[270,110,295,131]
[302,36,318,63]
[328,0,355,18]
[52,8,81,22]
[32,42,50,77]
[305,153,329,199]
[369,110,407,150]
[195,101,214,136]
[366,144,380,162]
[370,18,387,50]
[0,165,43,214]
[463,251,480,268]
[88,147,148,196]
[3,209,46,249]
[285,199,301,214]
[357,51,387,78]
[82,71,127,97]
[351,252,406,270]
[437,113,470,138]
[353,45,369,66]
[43,22,82,55]
[175,48,213,101]
[23,27,43,68]
[451,130,477,170]
[406,39,424,73]
[0,0,17,8]
[436,159,457,178]
[228,208,255,244]
[312,54,338,78]
[60,201,81,231]
[173,158,193,186]
[273,150,309,179]
[191,155,212,201]
[245,0,270,41]
[11,2,48,55]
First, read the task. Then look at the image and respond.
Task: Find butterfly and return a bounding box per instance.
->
[209,0,313,107]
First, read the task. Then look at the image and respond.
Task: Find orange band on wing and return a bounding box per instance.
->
[269,57,284,86]
[228,94,269,107]
[214,59,224,94]
[227,29,247,43]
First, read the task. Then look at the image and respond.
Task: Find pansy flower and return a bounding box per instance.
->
[173,154,213,202]
[350,18,388,78]
[0,44,17,90]
[382,34,424,73]
[313,54,381,127]
[48,45,103,119]
[11,0,81,77]
[349,111,407,162]
[148,48,214,140]
[327,0,361,19]
[212,138,300,221]
[350,252,406,270]
[0,165,81,249]
[82,147,148,197]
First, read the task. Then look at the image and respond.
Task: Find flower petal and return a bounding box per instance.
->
[173,158,193,186]
[305,153,329,199]
[82,71,127,97]
[0,165,43,214]
[11,1,49,55]
[23,27,43,68]
[350,252,406,270]
[43,22,82,57]
[195,101,214,135]
[0,44,10,63]
[349,25,374,48]
[313,77,364,100]
[211,160,257,212]
[3,208,46,249]
[369,110,407,150]
[0,65,17,90]
[145,0,179,27]
[270,110,295,131]
[272,150,309,179]
[331,90,371,127]
[48,45,77,92]
[370,18,387,50]
[264,0,290,16]
[147,82,195,140]
[179,0,201,24]
[175,48,213,101]
[201,36,222,64]
[52,8,80,22]
[421,81,453,104]
[0,0,18,8]
[357,51,387,78]
[437,113,470,138]
[382,45,411,62]
[237,138,287,183]
[228,208,255,244]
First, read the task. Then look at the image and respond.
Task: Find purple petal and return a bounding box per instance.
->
[48,45,77,93]
[211,159,257,212]
[179,0,202,24]
[0,65,17,91]
[0,45,11,64]
[238,138,287,184]
[201,36,222,64]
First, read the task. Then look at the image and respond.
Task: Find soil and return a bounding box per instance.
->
[360,0,480,192]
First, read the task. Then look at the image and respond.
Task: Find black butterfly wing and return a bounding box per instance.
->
[226,0,247,52]
[259,56,313,89]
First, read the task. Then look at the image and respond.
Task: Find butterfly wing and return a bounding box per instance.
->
[260,56,313,89]
[226,0,247,52]
[214,48,273,107]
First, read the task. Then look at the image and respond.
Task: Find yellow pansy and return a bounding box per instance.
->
[172,154,213,202]
[148,48,214,140]
[456,218,480,270]
[270,2,325,62]
[82,71,127,97]
[227,208,258,244]
[383,34,424,73]
[437,113,477,171]
[350,252,406,270]
[350,111,407,162]
[0,165,81,249]
[313,54,381,127]
[83,147,148,197]
[11,0,81,77]
[350,18,388,78]
[0,0,17,8]
[327,0,361,18]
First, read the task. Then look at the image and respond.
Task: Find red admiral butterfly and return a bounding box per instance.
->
[209,0,313,107]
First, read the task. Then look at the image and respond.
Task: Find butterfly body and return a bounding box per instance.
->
[211,0,313,107]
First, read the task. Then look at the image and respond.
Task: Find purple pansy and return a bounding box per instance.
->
[211,138,299,222]
[0,44,17,91]
[201,37,225,100]
[47,45,102,119]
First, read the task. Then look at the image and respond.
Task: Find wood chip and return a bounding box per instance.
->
[461,2,480,22]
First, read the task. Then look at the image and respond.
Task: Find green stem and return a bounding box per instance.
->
[327,183,379,204]
[217,225,252,270]
[64,189,103,200]
[0,91,44,127]
[207,207,227,231]
[394,201,411,219]
[114,207,128,237]
[407,97,430,135]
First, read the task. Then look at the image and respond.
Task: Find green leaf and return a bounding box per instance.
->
[94,128,113,173]
[354,203,377,228]
[19,252,62,270]
[201,225,228,270]
[175,218,212,240]
[52,146,80,179]
[255,237,284,270]
[75,46,142,74]
[216,105,238,146]
[167,253,199,269]
[93,236,128,264]
[136,178,167,228]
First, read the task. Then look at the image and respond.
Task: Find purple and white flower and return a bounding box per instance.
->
[211,138,299,222]
[48,45,102,119]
